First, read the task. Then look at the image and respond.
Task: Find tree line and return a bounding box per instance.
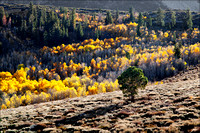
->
[0,3,194,47]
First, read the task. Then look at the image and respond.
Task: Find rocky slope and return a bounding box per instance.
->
[0,66,200,133]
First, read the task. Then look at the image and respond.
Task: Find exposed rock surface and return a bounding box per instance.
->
[0,66,200,132]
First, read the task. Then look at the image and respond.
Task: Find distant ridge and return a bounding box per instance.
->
[1,0,199,12]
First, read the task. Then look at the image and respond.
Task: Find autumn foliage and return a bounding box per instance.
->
[0,6,200,109]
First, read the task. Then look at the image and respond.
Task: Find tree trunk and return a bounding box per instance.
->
[130,95,135,102]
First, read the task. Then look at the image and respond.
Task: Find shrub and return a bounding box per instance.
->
[117,66,148,101]
[0,90,4,104]
[17,64,25,70]
[174,42,181,59]
[125,51,130,59]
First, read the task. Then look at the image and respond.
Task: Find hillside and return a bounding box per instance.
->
[0,2,200,133]
[0,66,199,132]
[1,0,200,12]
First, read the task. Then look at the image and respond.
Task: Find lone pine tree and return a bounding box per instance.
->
[117,66,148,101]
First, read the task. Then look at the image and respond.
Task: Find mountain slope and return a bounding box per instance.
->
[1,0,199,12]
[0,66,199,132]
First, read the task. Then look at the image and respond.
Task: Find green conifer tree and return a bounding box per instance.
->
[61,26,66,39]
[0,7,5,26]
[171,11,176,28]
[173,31,176,42]
[174,42,181,59]
[115,9,119,22]
[60,7,65,13]
[117,66,148,101]
[28,2,34,16]
[65,27,69,38]
[50,10,55,22]
[138,12,144,26]
[186,9,193,30]
[28,14,35,34]
[21,19,27,39]
[126,51,130,60]
[105,11,113,25]
[43,30,48,45]
[92,13,96,21]
[148,16,152,27]
[77,22,84,40]
[67,18,70,28]
[156,8,165,27]
[42,8,47,22]
[136,25,141,37]
[64,7,68,14]
[70,8,76,31]
[84,15,88,28]
[95,29,99,39]
[39,16,44,28]
[129,7,134,22]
